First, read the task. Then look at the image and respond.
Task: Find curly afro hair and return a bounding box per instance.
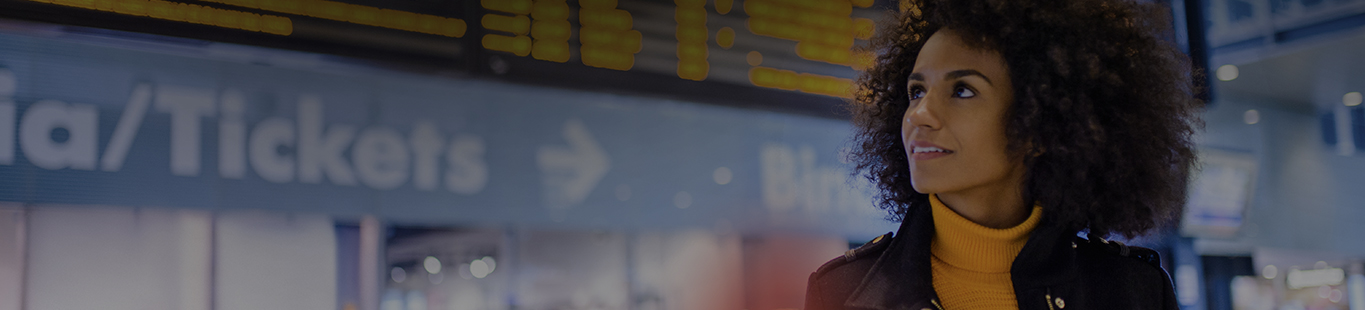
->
[849,0,1203,239]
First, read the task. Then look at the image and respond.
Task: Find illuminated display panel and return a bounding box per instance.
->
[0,0,474,68]
[33,0,296,35]
[0,0,891,116]
[482,0,884,100]
[20,0,469,37]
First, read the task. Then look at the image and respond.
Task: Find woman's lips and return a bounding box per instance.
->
[910,141,953,160]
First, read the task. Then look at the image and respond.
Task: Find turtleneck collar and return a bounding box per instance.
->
[929,193,1043,274]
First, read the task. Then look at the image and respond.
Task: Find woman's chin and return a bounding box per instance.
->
[910,170,951,194]
[909,181,943,196]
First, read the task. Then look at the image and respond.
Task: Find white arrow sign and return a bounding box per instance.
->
[537,119,611,209]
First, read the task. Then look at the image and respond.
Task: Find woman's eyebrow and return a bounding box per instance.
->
[907,70,992,85]
[945,69,992,85]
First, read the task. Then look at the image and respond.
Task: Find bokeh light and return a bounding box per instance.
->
[423,256,441,274]
[1217,64,1239,81]
[1344,92,1362,107]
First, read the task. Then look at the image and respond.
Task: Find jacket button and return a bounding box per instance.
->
[1055,297,1066,309]
[1071,242,1077,248]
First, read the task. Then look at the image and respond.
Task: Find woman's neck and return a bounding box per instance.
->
[935,182,1029,229]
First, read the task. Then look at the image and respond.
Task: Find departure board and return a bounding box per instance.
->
[477,0,882,100]
[0,0,891,116]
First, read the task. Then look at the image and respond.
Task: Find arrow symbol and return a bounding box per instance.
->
[537,119,610,209]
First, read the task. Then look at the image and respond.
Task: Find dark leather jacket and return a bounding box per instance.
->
[805,204,1179,310]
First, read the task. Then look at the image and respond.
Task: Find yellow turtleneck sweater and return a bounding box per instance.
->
[929,194,1043,310]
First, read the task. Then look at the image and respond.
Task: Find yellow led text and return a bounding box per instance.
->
[33,0,292,35]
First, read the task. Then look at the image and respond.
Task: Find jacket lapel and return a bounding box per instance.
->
[1010,220,1082,310]
[1010,221,1081,288]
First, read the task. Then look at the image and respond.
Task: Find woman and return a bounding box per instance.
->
[805,0,1200,309]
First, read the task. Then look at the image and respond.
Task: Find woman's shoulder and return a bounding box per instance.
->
[1070,237,1179,309]
[1073,237,1166,275]
[813,232,895,275]
[805,232,895,309]
[803,233,1178,310]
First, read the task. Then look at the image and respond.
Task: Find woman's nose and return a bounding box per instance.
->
[906,94,941,130]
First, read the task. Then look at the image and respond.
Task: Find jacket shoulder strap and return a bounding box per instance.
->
[813,231,894,276]
[1124,245,1162,268]
[1079,236,1162,269]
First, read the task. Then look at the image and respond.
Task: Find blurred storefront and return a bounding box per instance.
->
[1177,0,1365,309]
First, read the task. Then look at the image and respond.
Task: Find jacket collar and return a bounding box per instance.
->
[844,202,1081,310]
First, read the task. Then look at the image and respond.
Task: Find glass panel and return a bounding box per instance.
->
[215,211,338,310]
[24,206,211,310]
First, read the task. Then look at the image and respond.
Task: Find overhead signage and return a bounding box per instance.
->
[0,0,886,115]
[0,30,892,237]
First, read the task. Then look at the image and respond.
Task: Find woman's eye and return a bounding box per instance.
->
[954,86,976,98]
[909,87,925,100]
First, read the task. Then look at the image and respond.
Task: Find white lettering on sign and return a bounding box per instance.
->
[100,84,152,172]
[409,121,444,191]
[219,89,248,179]
[537,119,610,209]
[298,95,358,186]
[250,117,296,183]
[760,143,869,214]
[445,134,487,195]
[0,75,494,191]
[20,100,98,170]
[353,127,410,190]
[0,75,494,194]
[760,143,798,211]
[156,85,216,176]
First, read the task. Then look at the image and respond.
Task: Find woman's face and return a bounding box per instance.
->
[902,29,1023,196]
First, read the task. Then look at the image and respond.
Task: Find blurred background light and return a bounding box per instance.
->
[1344,92,1362,107]
[713,167,732,185]
[1287,267,1345,289]
[480,256,496,274]
[423,256,441,274]
[458,263,473,280]
[469,259,491,279]
[1217,64,1239,81]
[390,267,406,283]
[1244,109,1260,125]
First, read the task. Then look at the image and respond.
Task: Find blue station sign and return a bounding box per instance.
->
[0,30,893,237]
